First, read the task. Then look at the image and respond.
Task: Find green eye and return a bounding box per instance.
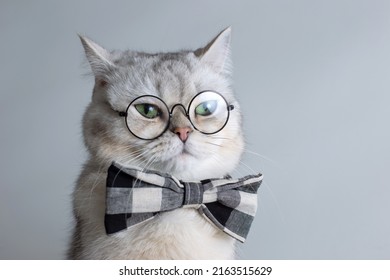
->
[135,104,161,119]
[195,100,217,116]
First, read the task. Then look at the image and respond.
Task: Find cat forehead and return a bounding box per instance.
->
[112,52,220,92]
[105,49,233,109]
[111,50,195,69]
[113,51,200,90]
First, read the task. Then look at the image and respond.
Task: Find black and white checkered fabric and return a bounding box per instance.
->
[105,162,263,243]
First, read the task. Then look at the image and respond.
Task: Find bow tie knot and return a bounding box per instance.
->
[104,162,262,242]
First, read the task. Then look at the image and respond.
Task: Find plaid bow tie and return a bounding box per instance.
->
[105,162,263,242]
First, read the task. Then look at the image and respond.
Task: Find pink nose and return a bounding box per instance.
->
[173,127,193,142]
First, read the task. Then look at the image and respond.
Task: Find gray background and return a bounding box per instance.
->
[1,0,389,259]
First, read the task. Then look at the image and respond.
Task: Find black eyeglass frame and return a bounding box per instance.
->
[118,90,235,140]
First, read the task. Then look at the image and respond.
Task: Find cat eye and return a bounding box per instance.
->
[135,103,161,119]
[195,100,218,116]
[118,90,234,140]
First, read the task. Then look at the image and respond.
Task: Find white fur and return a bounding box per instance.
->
[69,28,245,259]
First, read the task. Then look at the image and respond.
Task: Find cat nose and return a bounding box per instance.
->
[173,126,193,142]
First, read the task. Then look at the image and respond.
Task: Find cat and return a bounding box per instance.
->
[68,27,245,259]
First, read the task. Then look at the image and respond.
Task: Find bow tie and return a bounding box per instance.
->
[104,162,263,242]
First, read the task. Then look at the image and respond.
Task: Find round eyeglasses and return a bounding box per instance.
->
[118,90,234,140]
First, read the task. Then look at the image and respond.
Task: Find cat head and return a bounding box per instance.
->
[79,28,244,180]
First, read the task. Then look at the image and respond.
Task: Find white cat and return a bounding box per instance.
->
[68,28,245,259]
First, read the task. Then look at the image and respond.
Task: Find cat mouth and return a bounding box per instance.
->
[171,145,195,161]
[156,140,199,165]
[177,146,192,157]
[179,150,193,157]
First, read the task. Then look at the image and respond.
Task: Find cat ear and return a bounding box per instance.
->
[78,35,114,79]
[195,27,232,74]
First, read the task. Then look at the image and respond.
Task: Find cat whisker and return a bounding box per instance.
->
[205,141,223,147]
[242,148,277,165]
[88,163,106,196]
[206,150,248,179]
[235,157,287,226]
[207,135,232,141]
[121,148,151,165]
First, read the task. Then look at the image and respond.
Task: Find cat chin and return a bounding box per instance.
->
[158,157,234,181]
[154,156,198,180]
